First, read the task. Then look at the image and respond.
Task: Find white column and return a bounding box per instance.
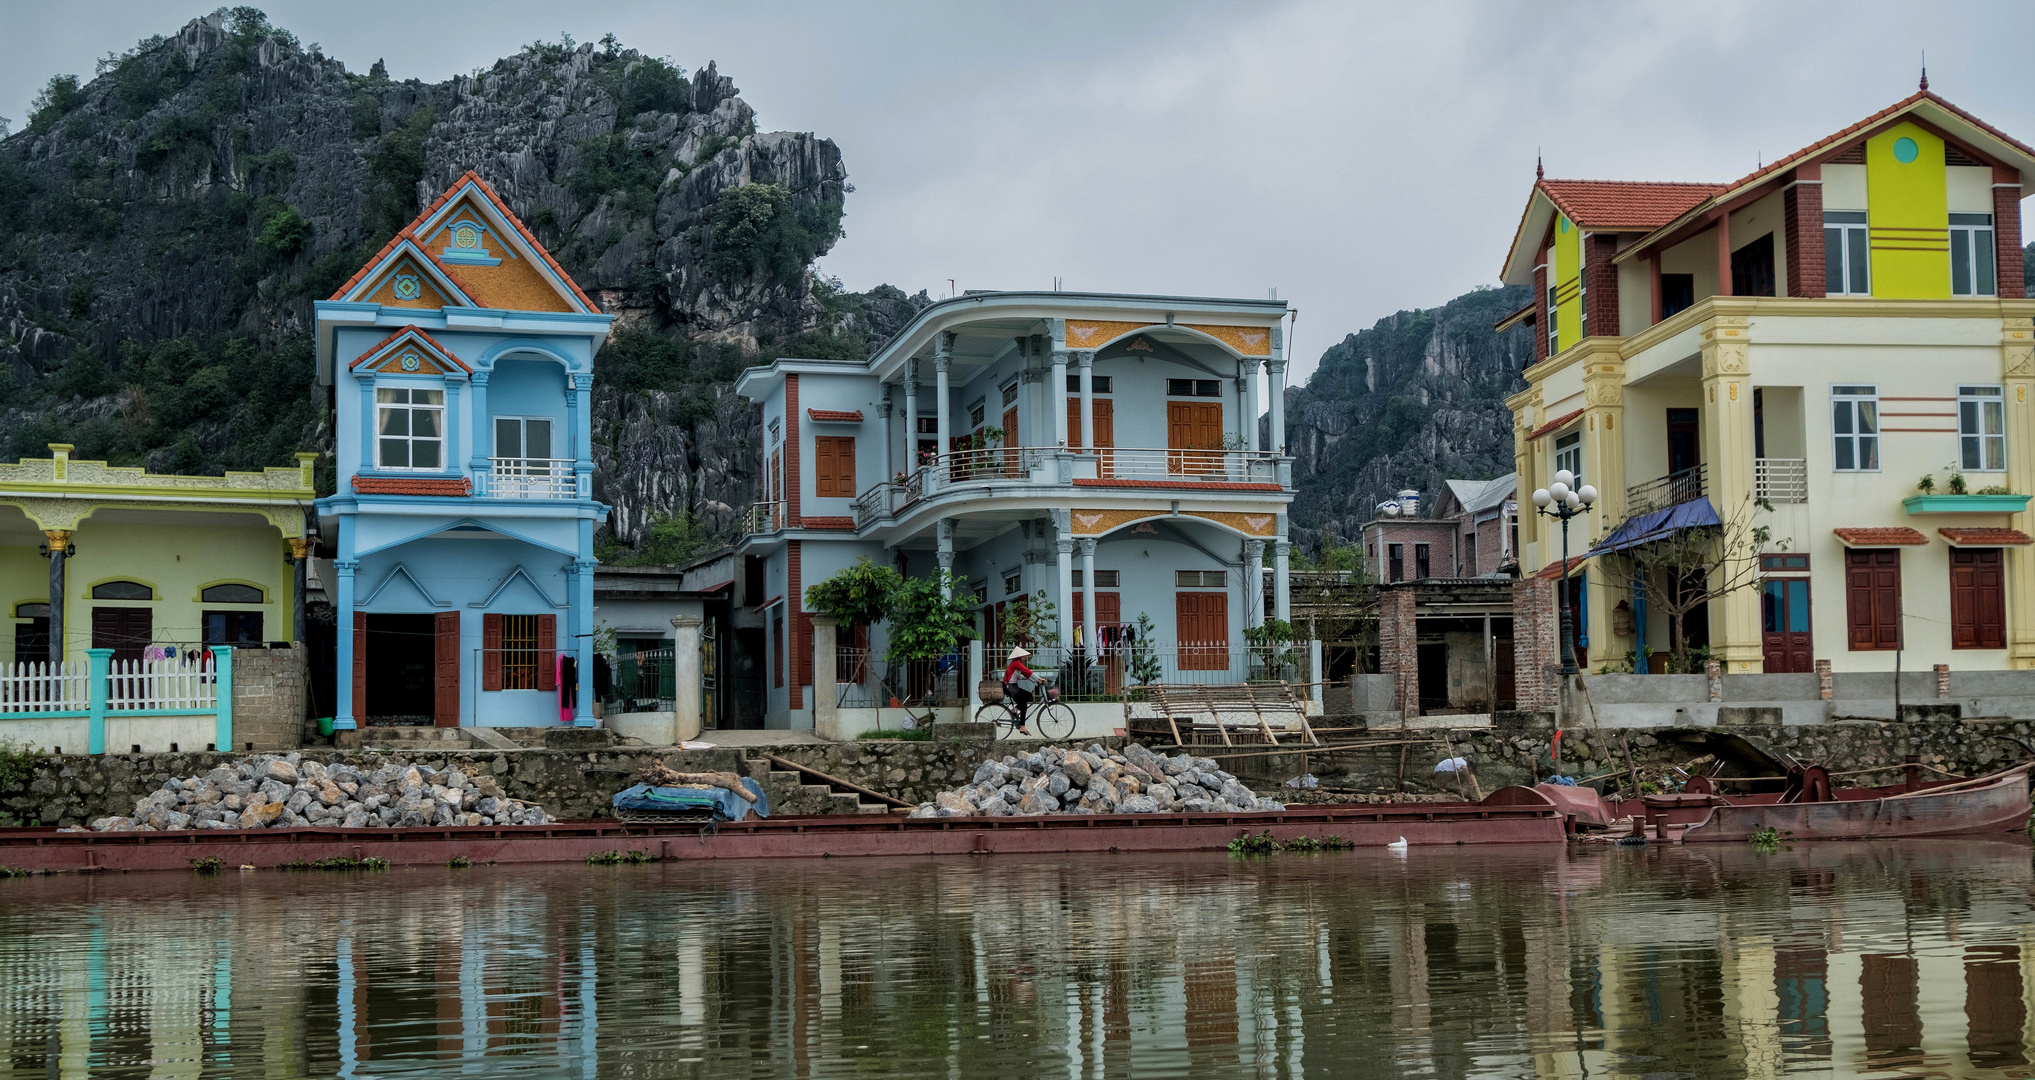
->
[1269,355,1288,455]
[937,519,955,598]
[903,362,919,473]
[1056,535,1075,660]
[1243,539,1266,629]
[1078,351,1095,451]
[880,387,893,481]
[810,615,838,739]
[1274,538,1292,622]
[934,335,953,474]
[1079,537,1098,658]
[1051,349,1070,447]
[968,639,984,712]
[1243,359,1261,453]
[670,614,702,743]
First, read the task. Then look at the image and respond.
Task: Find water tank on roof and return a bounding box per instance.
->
[1397,490,1420,517]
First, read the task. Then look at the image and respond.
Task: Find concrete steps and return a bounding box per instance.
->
[742,755,896,816]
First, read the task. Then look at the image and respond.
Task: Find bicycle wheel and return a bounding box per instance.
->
[1034,701,1077,742]
[974,702,1017,740]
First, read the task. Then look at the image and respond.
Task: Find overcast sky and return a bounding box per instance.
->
[6,0,2035,383]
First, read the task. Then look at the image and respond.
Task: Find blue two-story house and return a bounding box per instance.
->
[314,173,612,730]
[736,291,1296,728]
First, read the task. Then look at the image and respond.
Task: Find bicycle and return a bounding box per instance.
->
[975,676,1076,742]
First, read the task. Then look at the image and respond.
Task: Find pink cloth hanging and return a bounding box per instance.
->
[557,653,569,724]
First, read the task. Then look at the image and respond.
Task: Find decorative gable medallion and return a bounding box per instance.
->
[350,325,472,376]
[392,274,422,301]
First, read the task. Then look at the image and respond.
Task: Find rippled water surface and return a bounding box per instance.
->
[0,841,2032,1077]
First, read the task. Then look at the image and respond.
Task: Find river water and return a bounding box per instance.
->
[0,841,2030,1078]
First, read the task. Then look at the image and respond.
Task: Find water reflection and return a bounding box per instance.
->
[0,841,2030,1078]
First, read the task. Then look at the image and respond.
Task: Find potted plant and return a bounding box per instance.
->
[1902,460,2030,514]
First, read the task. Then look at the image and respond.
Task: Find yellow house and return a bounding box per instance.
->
[1498,84,2035,674]
[1,445,316,667]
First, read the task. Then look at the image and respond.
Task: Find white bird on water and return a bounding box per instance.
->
[1386,837,1409,852]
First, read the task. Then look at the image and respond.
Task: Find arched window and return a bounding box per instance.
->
[91,581,152,600]
[201,584,265,604]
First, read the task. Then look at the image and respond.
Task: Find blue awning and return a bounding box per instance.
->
[1583,497,1721,558]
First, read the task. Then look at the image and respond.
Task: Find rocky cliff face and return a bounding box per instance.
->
[0,11,924,551]
[1283,286,1532,549]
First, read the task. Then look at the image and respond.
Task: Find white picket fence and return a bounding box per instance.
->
[0,657,218,714]
[0,661,88,713]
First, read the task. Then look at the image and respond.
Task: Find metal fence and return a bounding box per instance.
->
[1021,642,1318,703]
[606,648,674,713]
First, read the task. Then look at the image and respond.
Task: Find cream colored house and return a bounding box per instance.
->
[1498,85,2035,674]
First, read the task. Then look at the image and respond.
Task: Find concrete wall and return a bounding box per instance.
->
[230,645,308,752]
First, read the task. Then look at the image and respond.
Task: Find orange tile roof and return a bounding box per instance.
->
[349,324,472,372]
[1538,179,1726,231]
[806,409,865,422]
[1526,408,1583,441]
[1833,527,1929,546]
[328,171,599,314]
[1534,556,1588,580]
[353,476,472,497]
[1938,527,2034,546]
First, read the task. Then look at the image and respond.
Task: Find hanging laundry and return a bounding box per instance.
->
[558,654,579,723]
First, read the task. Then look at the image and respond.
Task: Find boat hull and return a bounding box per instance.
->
[1679,764,2032,842]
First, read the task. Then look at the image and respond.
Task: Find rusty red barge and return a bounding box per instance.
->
[0,801,1567,874]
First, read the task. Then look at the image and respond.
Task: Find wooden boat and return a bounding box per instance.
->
[1489,761,2034,842]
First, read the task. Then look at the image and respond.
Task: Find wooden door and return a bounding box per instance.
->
[1493,635,1516,708]
[1003,406,1021,477]
[1167,401,1222,474]
[1846,549,1901,650]
[1761,578,1814,673]
[433,611,461,726]
[1951,547,2006,649]
[1175,592,1229,670]
[90,607,151,662]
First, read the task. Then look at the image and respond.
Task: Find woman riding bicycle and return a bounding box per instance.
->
[1002,646,1036,735]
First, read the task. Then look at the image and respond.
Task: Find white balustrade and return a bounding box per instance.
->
[1755,458,1808,503]
[0,661,88,713]
[105,656,218,711]
[487,457,579,499]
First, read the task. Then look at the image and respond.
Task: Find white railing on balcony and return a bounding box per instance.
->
[855,483,905,528]
[1755,458,1808,504]
[0,661,88,713]
[106,656,218,711]
[487,457,578,499]
[746,500,786,534]
[1070,447,1281,484]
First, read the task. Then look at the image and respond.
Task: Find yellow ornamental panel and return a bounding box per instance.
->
[1553,214,1582,352]
[1064,321,1147,349]
[1866,122,1950,299]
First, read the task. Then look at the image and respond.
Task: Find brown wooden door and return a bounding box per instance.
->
[1846,549,1902,650]
[90,607,151,662]
[1002,406,1020,477]
[1761,578,1814,673]
[1493,635,1516,708]
[1067,399,1115,474]
[433,611,461,726]
[1175,592,1228,670]
[1167,401,1222,474]
[1951,547,2006,649]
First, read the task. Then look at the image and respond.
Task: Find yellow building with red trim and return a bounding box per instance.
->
[1499,85,2035,673]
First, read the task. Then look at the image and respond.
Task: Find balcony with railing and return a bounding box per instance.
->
[746,500,786,534]
[1754,458,1807,503]
[843,446,1288,530]
[1625,464,1706,513]
[485,457,580,499]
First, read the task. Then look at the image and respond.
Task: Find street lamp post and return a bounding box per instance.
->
[1531,470,1598,677]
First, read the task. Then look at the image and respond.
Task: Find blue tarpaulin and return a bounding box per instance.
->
[1584,497,1720,558]
[611,778,770,822]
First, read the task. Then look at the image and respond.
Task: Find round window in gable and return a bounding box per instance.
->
[1893,136,1919,163]
[201,584,265,604]
[91,581,153,601]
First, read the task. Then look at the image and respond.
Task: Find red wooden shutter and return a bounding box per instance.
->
[814,437,836,496]
[1951,550,1979,648]
[837,437,855,496]
[482,614,504,691]
[1953,548,2007,649]
[433,611,460,726]
[1976,549,2005,648]
[352,616,367,715]
[1847,550,1882,650]
[1871,551,1901,650]
[536,614,557,691]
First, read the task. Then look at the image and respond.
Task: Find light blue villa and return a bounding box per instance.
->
[736,292,1296,728]
[313,173,612,730]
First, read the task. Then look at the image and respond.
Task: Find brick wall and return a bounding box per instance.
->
[1377,586,1418,718]
[230,646,308,752]
[1511,577,1559,711]
[1584,234,1620,337]
[1783,179,1826,298]
[1996,181,2026,299]
[1531,264,1548,366]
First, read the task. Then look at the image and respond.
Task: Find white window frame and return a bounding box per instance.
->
[1545,266,1558,355]
[1823,211,1870,296]
[1831,384,1880,472]
[375,385,446,471]
[1554,431,1582,485]
[1950,213,1997,297]
[1959,384,2006,471]
[493,415,554,461]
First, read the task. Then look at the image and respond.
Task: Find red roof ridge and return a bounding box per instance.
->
[1832,526,1929,546]
[1939,527,2034,546]
[1526,407,1584,440]
[352,475,473,496]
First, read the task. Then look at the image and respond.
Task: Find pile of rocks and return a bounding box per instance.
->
[87,754,553,831]
[908,743,1284,817]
